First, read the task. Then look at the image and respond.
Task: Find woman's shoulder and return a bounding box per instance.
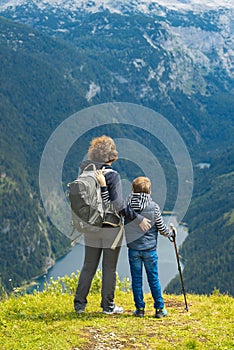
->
[104,168,120,185]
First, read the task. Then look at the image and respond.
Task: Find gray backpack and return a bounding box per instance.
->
[68,163,121,235]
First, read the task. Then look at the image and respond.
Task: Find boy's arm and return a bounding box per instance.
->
[154,204,174,238]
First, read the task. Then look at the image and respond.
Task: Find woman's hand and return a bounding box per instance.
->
[96,169,106,187]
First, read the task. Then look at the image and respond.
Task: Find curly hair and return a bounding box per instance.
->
[88,135,118,163]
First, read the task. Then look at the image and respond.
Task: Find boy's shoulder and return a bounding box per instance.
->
[148,199,161,212]
[147,197,158,205]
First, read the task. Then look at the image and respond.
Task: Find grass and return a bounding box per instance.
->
[0,275,233,350]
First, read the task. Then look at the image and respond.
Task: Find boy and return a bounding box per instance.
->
[124,176,176,318]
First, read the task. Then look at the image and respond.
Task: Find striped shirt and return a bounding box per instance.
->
[101,186,110,205]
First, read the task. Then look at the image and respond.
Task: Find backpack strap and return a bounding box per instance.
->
[83,163,97,172]
[110,222,124,250]
[102,168,116,175]
[82,163,116,175]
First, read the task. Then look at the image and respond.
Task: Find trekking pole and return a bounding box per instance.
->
[170,225,189,311]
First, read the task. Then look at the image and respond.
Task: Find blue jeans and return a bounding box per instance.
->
[128,248,164,310]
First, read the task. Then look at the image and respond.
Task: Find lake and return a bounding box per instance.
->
[33,216,188,293]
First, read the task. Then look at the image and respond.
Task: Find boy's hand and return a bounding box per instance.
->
[139,217,151,231]
[169,223,177,241]
[95,169,106,187]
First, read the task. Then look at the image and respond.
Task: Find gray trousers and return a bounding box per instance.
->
[74,243,121,311]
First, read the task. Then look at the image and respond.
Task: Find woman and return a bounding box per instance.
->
[74,135,151,315]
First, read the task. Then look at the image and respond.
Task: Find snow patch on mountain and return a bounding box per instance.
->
[133,58,146,71]
[86,82,101,101]
[143,33,158,50]
[146,0,234,11]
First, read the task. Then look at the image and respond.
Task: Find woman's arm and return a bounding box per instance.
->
[96,170,151,230]
[96,170,110,205]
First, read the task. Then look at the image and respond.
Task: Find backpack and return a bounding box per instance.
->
[67,163,121,235]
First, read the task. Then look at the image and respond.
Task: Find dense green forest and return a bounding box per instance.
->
[0,12,233,296]
[0,17,86,290]
[166,146,234,295]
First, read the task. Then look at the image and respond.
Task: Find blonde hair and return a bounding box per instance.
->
[132,176,151,194]
[88,135,118,163]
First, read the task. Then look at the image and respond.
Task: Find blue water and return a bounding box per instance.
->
[33,217,188,293]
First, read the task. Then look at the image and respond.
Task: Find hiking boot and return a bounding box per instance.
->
[103,305,124,315]
[155,308,167,318]
[75,305,86,314]
[75,308,85,314]
[133,308,145,317]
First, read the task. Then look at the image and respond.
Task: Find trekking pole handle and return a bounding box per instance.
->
[169,223,176,242]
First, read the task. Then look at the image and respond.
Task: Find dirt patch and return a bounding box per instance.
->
[85,328,127,350]
[164,296,188,309]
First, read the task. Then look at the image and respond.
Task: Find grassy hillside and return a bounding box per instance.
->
[0,273,233,350]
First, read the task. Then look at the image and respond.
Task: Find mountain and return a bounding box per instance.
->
[0,1,233,294]
[1,0,233,153]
